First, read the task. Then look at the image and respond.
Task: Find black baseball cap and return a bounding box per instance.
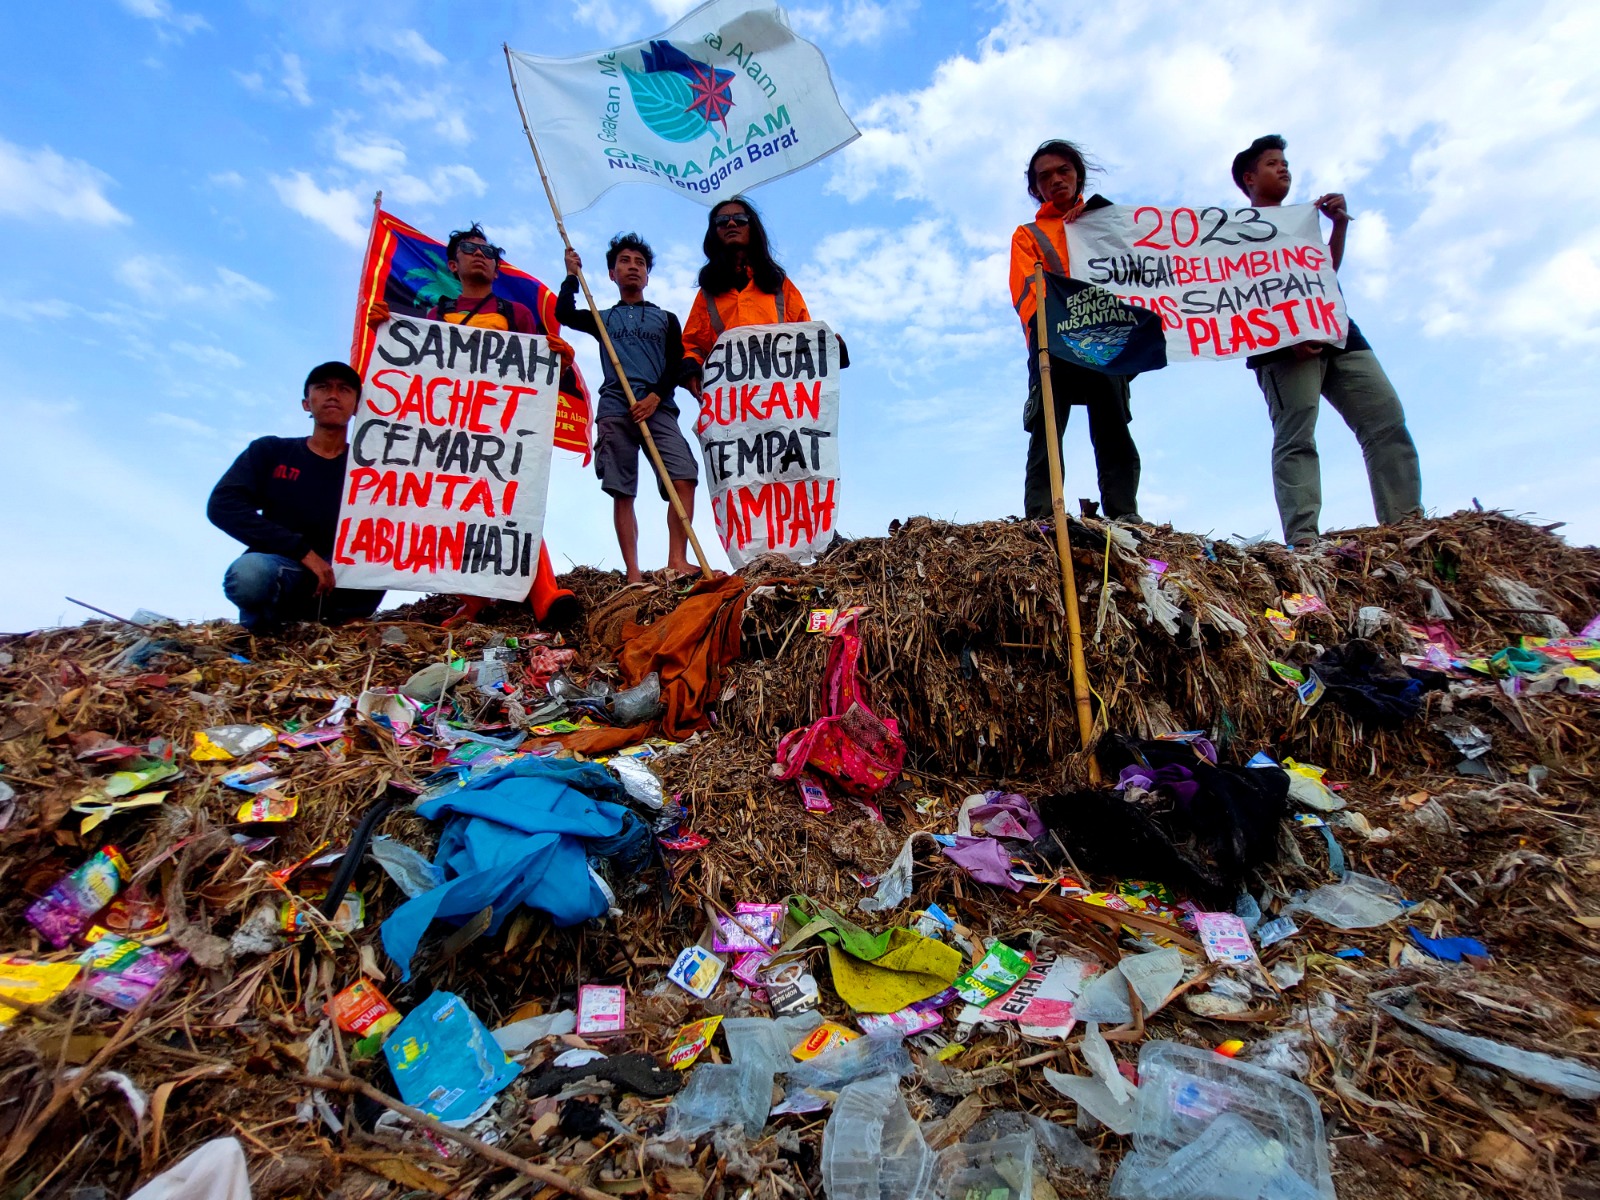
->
[303,361,363,396]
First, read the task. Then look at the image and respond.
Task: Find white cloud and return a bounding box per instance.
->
[234,71,265,94]
[117,0,208,39]
[169,341,245,369]
[150,411,216,436]
[207,170,245,189]
[387,165,489,207]
[357,74,472,143]
[334,129,408,175]
[389,29,446,67]
[271,171,367,245]
[828,0,1600,347]
[281,53,312,106]
[0,139,130,226]
[790,0,919,46]
[117,255,274,307]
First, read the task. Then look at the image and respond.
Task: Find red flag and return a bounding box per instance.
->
[349,205,593,463]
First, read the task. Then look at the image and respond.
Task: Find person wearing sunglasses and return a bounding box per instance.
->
[680,197,812,389]
[1010,140,1143,524]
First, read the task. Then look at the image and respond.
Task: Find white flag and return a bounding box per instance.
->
[509,0,858,212]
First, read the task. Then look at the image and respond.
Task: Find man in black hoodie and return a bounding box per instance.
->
[207,361,384,631]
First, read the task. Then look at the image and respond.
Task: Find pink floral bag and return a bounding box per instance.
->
[771,615,905,797]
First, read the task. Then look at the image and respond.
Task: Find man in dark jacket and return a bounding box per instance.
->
[557,233,697,582]
[207,361,384,631]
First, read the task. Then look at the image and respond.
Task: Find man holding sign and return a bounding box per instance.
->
[208,362,386,632]
[1232,135,1422,547]
[332,310,563,601]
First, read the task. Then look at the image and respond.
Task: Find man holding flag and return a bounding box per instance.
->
[351,205,586,625]
[506,0,859,576]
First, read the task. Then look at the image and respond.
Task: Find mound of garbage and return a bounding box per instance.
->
[2,507,1597,1199]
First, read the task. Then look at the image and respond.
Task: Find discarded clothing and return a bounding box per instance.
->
[942,836,1024,891]
[617,574,750,741]
[381,757,641,980]
[1038,733,1288,906]
[1312,639,1431,729]
[959,792,1044,841]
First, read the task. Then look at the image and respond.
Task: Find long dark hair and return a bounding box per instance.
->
[698,196,786,296]
[1025,140,1096,204]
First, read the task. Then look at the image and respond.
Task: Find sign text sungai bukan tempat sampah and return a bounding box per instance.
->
[694,321,840,567]
[508,0,858,213]
[332,317,560,600]
[1064,203,1348,361]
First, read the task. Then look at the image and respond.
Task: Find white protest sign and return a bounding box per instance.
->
[333,317,560,600]
[1064,203,1348,361]
[692,321,839,567]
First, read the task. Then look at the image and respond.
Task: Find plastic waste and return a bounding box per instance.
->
[1284,769,1344,813]
[384,992,521,1123]
[1356,605,1389,638]
[723,1013,825,1075]
[126,1137,250,1200]
[785,1031,912,1090]
[399,659,469,702]
[966,1111,1099,1178]
[492,1009,577,1053]
[820,1074,934,1200]
[1073,948,1183,1024]
[610,672,663,724]
[191,724,275,761]
[934,1132,1034,1200]
[1233,892,1262,932]
[368,836,444,898]
[1112,1113,1319,1200]
[1044,1023,1138,1135]
[857,832,935,913]
[1125,1041,1334,1200]
[608,755,665,810]
[666,1058,773,1137]
[1284,872,1406,930]
[1378,1002,1600,1099]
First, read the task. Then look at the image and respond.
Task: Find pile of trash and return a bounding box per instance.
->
[1,507,1598,1199]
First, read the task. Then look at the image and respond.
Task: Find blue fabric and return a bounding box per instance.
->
[381,757,632,980]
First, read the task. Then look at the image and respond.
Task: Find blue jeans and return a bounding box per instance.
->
[223,552,384,631]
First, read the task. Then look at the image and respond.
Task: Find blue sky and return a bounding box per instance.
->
[2,0,1598,631]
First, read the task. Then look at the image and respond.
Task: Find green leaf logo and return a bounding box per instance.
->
[623,65,710,143]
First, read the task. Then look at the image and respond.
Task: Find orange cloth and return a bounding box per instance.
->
[1008,198,1084,334]
[617,575,750,741]
[683,276,811,365]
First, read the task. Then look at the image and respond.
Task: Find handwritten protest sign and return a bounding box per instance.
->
[333,317,560,600]
[1064,203,1347,361]
[693,321,839,567]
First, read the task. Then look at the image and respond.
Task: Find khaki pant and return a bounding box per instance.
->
[1254,350,1421,545]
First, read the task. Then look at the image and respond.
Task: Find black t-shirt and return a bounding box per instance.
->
[1247,319,1371,370]
[207,436,348,560]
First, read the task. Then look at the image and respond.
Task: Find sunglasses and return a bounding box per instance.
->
[454,241,501,260]
[713,213,751,229]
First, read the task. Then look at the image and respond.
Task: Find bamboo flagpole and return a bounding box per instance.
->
[347,190,384,366]
[1032,263,1101,782]
[502,44,714,582]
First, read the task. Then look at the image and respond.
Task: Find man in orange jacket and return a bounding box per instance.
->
[1009,140,1142,522]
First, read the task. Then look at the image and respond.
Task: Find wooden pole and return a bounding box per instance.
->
[301,1072,613,1200]
[502,44,714,582]
[1032,263,1101,782]
[348,190,384,368]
